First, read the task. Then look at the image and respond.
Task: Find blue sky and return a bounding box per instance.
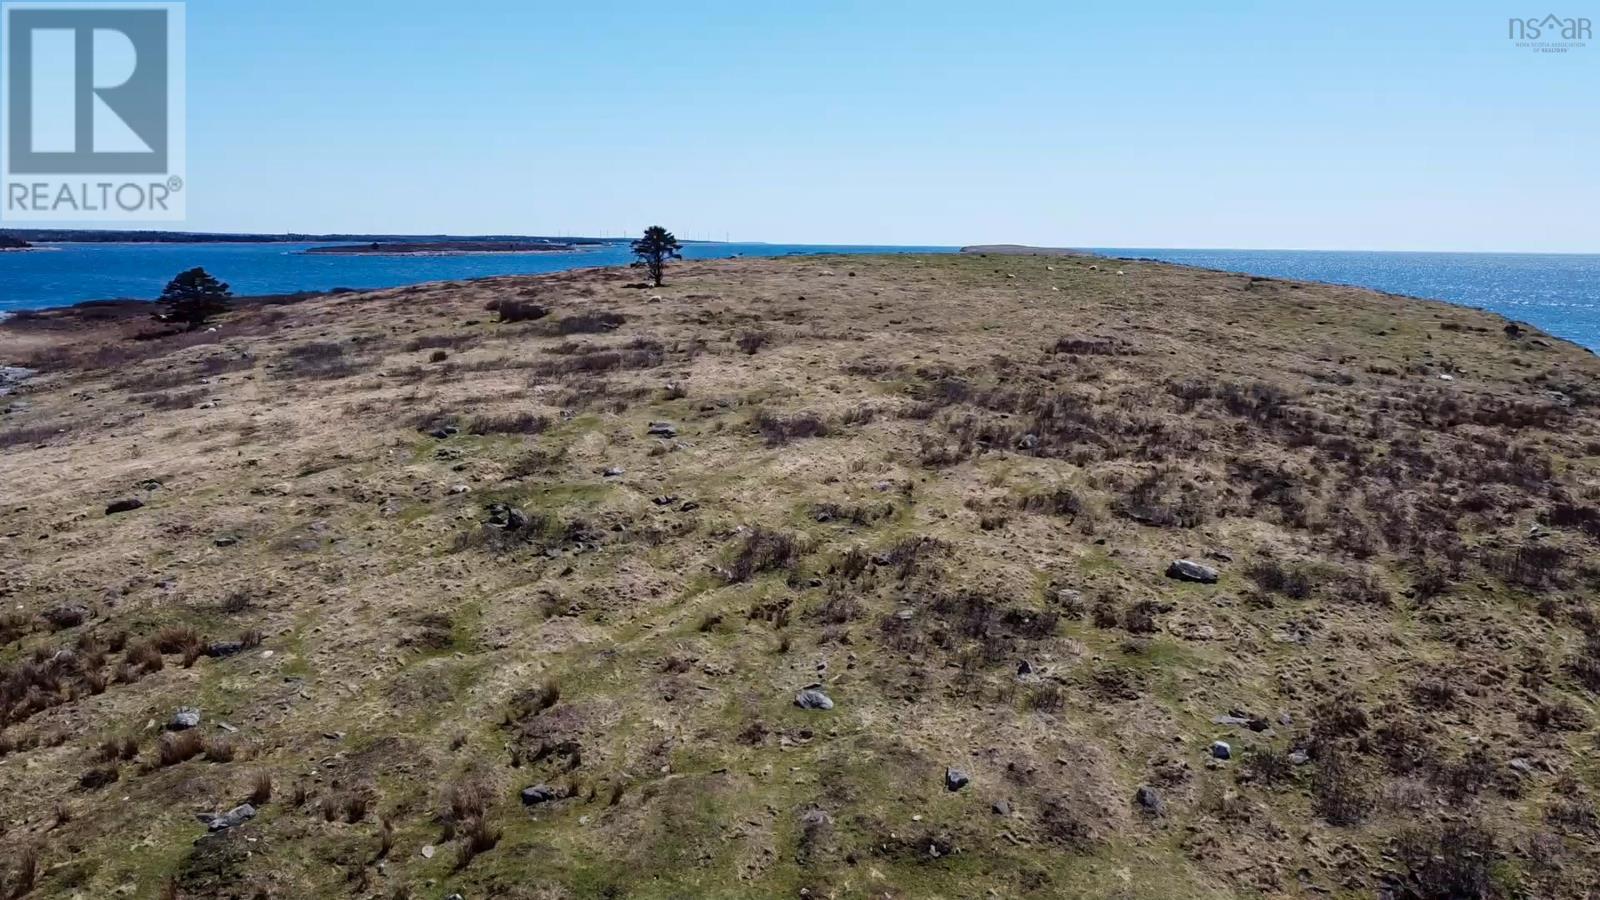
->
[175,0,1596,250]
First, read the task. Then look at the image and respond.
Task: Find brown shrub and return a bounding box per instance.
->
[467,412,550,435]
[99,735,139,762]
[156,731,204,767]
[1484,541,1569,590]
[1527,698,1588,732]
[455,816,502,869]
[552,311,625,334]
[1248,559,1314,600]
[1569,634,1600,693]
[726,528,805,582]
[1245,747,1295,787]
[1392,822,1500,900]
[1410,678,1457,710]
[443,780,488,840]
[1019,488,1088,522]
[0,423,74,449]
[1091,598,1120,630]
[154,626,202,655]
[9,845,39,896]
[753,409,830,446]
[378,817,396,859]
[496,299,548,323]
[203,737,237,763]
[1120,600,1160,634]
[342,793,370,823]
[125,640,165,673]
[737,330,770,354]
[505,446,566,479]
[78,764,120,790]
[528,341,663,377]
[248,771,272,804]
[507,680,561,721]
[277,341,365,380]
[1312,750,1373,826]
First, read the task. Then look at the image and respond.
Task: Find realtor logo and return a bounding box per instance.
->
[1507,13,1591,52]
[1,1,185,221]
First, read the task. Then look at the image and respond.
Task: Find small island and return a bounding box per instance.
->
[304,240,579,256]
[0,233,34,250]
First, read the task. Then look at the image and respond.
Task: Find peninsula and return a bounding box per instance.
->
[1,253,1596,899]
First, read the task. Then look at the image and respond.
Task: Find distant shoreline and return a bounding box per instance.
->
[0,288,363,332]
[0,229,618,246]
[303,240,582,257]
[959,244,1093,256]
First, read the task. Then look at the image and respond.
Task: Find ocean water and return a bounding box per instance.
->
[0,241,953,315]
[1096,248,1600,353]
[2,243,1597,353]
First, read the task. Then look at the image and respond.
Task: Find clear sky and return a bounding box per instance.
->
[170,0,1597,250]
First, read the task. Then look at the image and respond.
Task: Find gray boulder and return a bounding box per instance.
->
[198,803,256,831]
[945,767,971,792]
[1210,740,1232,760]
[486,503,530,530]
[170,707,201,730]
[198,800,254,832]
[794,688,834,710]
[205,640,245,658]
[1166,559,1219,583]
[520,784,560,806]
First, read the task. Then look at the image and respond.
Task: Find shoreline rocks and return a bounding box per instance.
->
[0,366,37,397]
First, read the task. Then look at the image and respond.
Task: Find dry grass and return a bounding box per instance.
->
[0,253,1597,898]
[454,816,502,870]
[155,731,204,768]
[248,770,272,805]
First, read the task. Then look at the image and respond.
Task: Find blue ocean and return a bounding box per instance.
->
[0,241,952,313]
[2,243,1597,353]
[1098,248,1600,354]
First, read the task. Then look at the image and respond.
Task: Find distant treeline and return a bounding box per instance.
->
[1,229,615,245]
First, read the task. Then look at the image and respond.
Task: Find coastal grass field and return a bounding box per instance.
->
[2,252,1600,898]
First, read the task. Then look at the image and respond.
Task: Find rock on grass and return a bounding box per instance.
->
[794,688,834,710]
[1166,559,1219,583]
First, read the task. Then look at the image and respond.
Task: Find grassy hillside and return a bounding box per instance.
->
[1,253,1598,898]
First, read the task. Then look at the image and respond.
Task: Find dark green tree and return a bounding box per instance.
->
[630,226,682,287]
[155,267,232,331]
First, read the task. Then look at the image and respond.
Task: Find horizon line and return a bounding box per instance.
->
[4,228,1598,256]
